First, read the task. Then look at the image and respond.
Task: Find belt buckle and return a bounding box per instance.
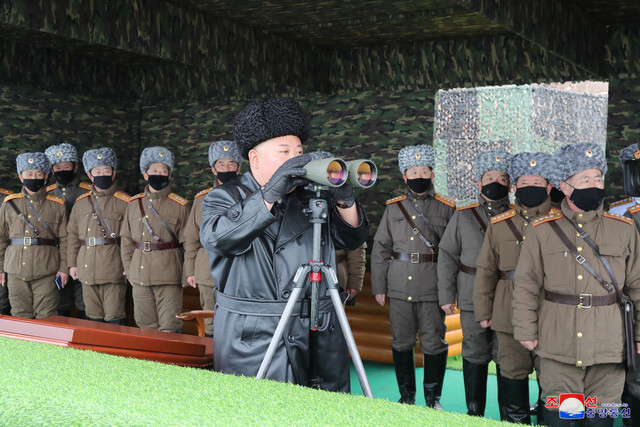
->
[88,237,96,247]
[579,294,592,309]
[575,255,586,264]
[23,237,31,246]
[143,241,151,252]
[410,252,420,264]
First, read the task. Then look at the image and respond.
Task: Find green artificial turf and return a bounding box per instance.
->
[0,337,507,426]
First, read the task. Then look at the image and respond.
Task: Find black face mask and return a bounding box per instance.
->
[93,175,113,190]
[549,186,566,203]
[569,186,605,212]
[23,178,46,193]
[216,171,237,184]
[481,182,509,201]
[147,175,170,191]
[515,186,548,208]
[54,170,75,186]
[406,178,431,194]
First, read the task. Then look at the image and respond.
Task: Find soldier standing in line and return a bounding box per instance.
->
[45,143,91,318]
[0,186,13,315]
[610,142,640,216]
[0,153,68,318]
[120,147,190,333]
[67,148,131,325]
[335,243,367,306]
[474,151,553,424]
[184,140,242,337]
[437,150,513,417]
[513,142,640,426]
[371,144,456,409]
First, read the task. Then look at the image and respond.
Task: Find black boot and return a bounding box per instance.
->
[423,351,447,410]
[500,377,531,424]
[462,359,488,416]
[538,406,580,427]
[496,365,508,420]
[392,348,416,404]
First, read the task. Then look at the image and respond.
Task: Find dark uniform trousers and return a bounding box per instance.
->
[132,283,183,332]
[83,281,127,323]
[197,284,215,336]
[460,310,497,364]
[0,283,8,314]
[389,299,448,354]
[8,273,59,319]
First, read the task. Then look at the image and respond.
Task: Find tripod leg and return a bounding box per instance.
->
[328,287,374,398]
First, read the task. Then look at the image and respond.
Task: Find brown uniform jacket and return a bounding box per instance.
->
[473,198,552,333]
[183,187,215,287]
[0,188,68,279]
[371,187,456,302]
[67,183,131,285]
[120,184,190,286]
[437,195,511,311]
[46,177,91,214]
[336,243,367,292]
[513,200,640,367]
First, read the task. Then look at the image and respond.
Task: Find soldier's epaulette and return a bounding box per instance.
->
[168,193,188,206]
[114,191,132,203]
[79,182,92,190]
[532,209,563,227]
[130,193,145,201]
[627,204,640,214]
[456,200,480,211]
[4,193,22,203]
[76,193,91,202]
[490,209,516,224]
[46,183,57,192]
[386,195,407,205]
[195,187,213,199]
[434,193,456,208]
[0,188,12,196]
[610,197,633,209]
[603,212,634,225]
[46,194,65,205]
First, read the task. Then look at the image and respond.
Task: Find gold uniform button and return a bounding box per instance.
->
[22,262,25,265]
[25,230,29,234]
[577,360,583,367]
[408,296,413,301]
[523,210,528,214]
[578,213,583,218]
[576,232,581,237]
[408,276,412,280]
[577,246,582,252]
[27,215,31,219]
[84,264,88,268]
[410,237,414,241]
[87,228,91,231]
[411,215,416,220]
[22,278,25,281]
[578,224,583,228]
[141,266,144,269]
[577,332,583,338]
[524,222,528,226]
[577,275,583,280]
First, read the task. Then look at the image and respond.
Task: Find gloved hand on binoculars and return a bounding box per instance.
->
[329,183,356,208]
[261,154,313,204]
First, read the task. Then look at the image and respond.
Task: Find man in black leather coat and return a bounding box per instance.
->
[200,97,369,392]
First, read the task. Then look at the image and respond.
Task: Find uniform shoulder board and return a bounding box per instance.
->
[46,194,65,205]
[627,204,640,214]
[0,188,12,196]
[130,193,145,201]
[610,197,633,209]
[532,209,563,227]
[603,212,634,225]
[456,201,480,211]
[168,193,188,206]
[195,187,213,199]
[490,208,516,224]
[113,191,132,203]
[79,182,92,190]
[434,193,456,208]
[4,193,23,203]
[46,183,57,192]
[386,195,407,205]
[76,193,91,202]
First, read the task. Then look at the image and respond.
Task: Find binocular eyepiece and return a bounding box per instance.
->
[302,156,378,188]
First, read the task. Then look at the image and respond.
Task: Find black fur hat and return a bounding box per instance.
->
[233,97,310,159]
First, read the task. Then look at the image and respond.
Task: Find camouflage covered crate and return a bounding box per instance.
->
[434,84,608,201]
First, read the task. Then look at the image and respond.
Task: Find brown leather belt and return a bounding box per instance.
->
[80,237,120,247]
[135,241,180,252]
[336,255,346,263]
[10,238,58,246]
[544,290,617,309]
[460,264,477,275]
[392,251,437,263]
[500,270,515,280]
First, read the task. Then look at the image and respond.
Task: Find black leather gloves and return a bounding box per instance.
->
[261,154,312,204]
[330,183,356,208]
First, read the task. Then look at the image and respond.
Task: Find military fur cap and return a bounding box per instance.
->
[45,143,78,165]
[233,97,310,159]
[549,142,607,188]
[398,144,435,174]
[139,146,174,174]
[472,150,512,181]
[509,152,552,185]
[83,148,118,175]
[17,152,50,174]
[208,140,242,167]
[619,143,640,163]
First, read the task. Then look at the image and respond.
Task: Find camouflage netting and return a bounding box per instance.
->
[434,84,608,201]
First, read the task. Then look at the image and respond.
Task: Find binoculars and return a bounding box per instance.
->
[302,156,378,188]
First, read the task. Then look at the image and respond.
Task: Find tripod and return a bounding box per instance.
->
[256,185,373,398]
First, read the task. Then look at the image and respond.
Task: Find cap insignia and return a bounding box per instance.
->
[28,158,34,164]
[97,153,103,159]
[223,145,229,151]
[495,156,502,162]
[585,149,593,157]
[414,152,421,159]
[530,159,537,167]
[634,149,640,160]
[56,151,62,157]
[159,152,164,157]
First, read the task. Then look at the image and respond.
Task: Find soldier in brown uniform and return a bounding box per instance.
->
[121,147,190,333]
[0,152,68,318]
[372,144,456,409]
[513,142,640,426]
[67,148,131,325]
[45,143,91,318]
[0,186,13,315]
[336,243,367,306]
[184,140,241,337]
[474,151,553,424]
[437,150,513,417]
